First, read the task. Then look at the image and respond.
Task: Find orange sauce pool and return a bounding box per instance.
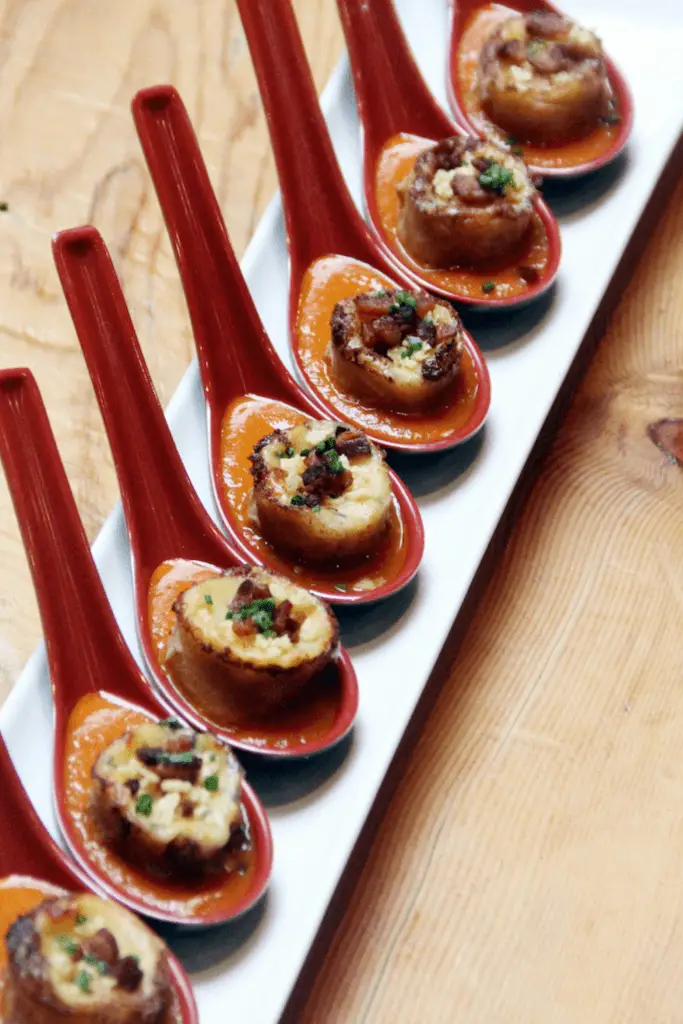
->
[63,692,260,919]
[456,4,621,170]
[218,395,410,594]
[375,132,550,300]
[295,255,480,447]
[148,560,344,752]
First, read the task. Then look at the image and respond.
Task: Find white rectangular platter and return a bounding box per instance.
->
[2,0,683,1021]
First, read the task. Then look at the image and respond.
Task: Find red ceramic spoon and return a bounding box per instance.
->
[0,735,198,1020]
[234,0,491,453]
[335,0,561,308]
[52,227,359,758]
[0,368,273,926]
[447,0,634,178]
[130,84,424,606]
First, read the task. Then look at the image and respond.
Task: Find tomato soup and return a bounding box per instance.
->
[218,395,411,594]
[295,255,480,447]
[63,692,258,920]
[374,132,550,299]
[455,3,621,171]
[148,559,344,752]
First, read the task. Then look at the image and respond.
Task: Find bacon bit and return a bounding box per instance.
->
[124,778,140,797]
[526,10,567,39]
[648,418,683,466]
[335,430,372,459]
[355,293,394,320]
[527,42,572,74]
[81,929,119,968]
[231,578,272,612]
[499,38,526,62]
[232,616,258,638]
[181,800,195,818]
[114,955,144,993]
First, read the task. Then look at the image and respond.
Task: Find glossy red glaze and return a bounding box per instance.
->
[0,734,83,887]
[336,0,561,308]
[0,740,199,1021]
[0,368,272,928]
[128,85,424,606]
[51,227,359,755]
[447,0,634,178]
[235,0,491,447]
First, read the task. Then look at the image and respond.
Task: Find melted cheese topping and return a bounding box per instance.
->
[259,420,392,531]
[94,721,242,848]
[488,14,603,94]
[431,145,533,212]
[170,570,335,670]
[38,894,161,1007]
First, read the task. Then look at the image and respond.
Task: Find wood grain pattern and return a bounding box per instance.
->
[1,3,683,1023]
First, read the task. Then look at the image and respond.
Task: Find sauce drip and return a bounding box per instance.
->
[148,559,345,752]
[218,395,410,594]
[455,4,621,171]
[295,255,480,446]
[63,692,259,919]
[374,132,550,300]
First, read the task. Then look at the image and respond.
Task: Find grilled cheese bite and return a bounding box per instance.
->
[330,289,464,411]
[250,419,392,564]
[396,136,535,267]
[4,893,171,1024]
[165,567,338,722]
[479,11,610,143]
[92,719,244,878]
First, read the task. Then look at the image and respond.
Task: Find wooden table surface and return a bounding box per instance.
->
[1,2,682,1021]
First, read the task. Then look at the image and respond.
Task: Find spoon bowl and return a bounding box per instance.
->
[52,228,359,757]
[129,84,425,607]
[335,0,561,308]
[234,0,491,451]
[0,368,273,927]
[447,0,634,178]
[0,734,199,1020]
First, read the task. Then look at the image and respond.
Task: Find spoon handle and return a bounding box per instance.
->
[234,0,380,271]
[0,731,80,885]
[335,0,455,146]
[0,369,141,708]
[131,85,320,420]
[52,227,230,578]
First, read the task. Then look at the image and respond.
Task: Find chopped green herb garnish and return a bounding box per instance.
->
[262,629,277,638]
[57,935,80,957]
[76,970,92,994]
[225,610,234,619]
[83,953,108,975]
[204,775,219,792]
[300,448,310,456]
[0,202,8,212]
[280,447,296,458]
[479,162,514,194]
[372,289,390,298]
[389,290,418,313]
[203,594,213,606]
[335,584,347,593]
[229,597,278,635]
[512,147,523,156]
[315,435,337,454]
[324,449,345,473]
[401,339,423,359]
[136,793,154,816]
[159,718,182,729]
[158,750,196,765]
[75,914,88,926]
[312,505,321,513]
[482,281,496,294]
[291,494,306,506]
[506,136,517,146]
